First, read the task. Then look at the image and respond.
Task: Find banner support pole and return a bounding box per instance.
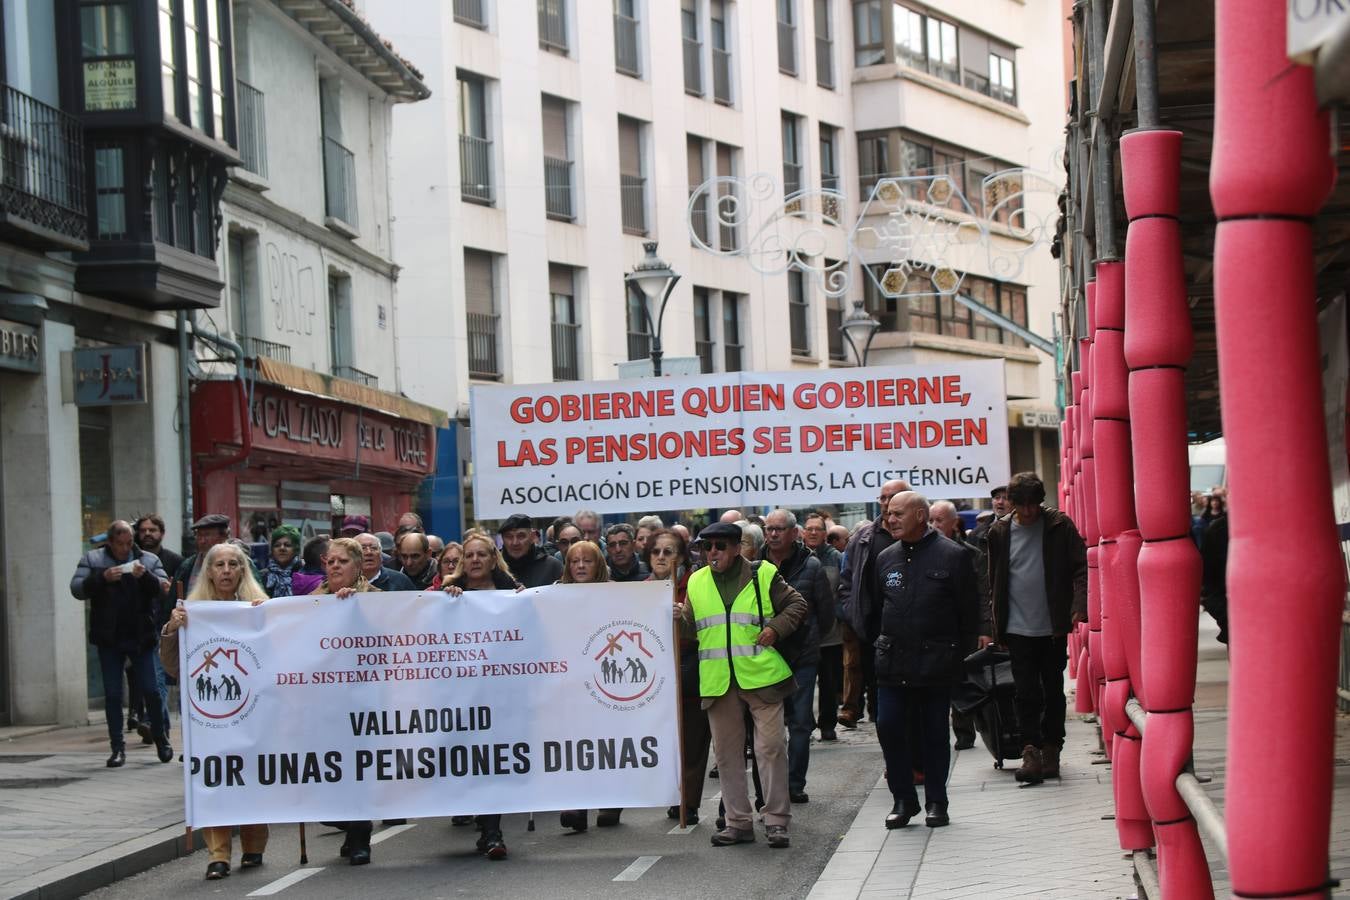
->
[672,588,688,829]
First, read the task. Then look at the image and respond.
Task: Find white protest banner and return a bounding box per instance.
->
[179,584,680,827]
[470,361,1009,518]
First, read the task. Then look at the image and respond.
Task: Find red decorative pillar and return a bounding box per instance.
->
[1211,1,1340,897]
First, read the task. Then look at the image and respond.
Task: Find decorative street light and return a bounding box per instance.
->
[624,241,681,377]
[839,298,881,367]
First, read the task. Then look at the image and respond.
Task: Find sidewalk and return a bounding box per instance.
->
[0,717,194,900]
[808,616,1350,899]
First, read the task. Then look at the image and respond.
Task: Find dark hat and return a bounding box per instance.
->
[341,514,370,535]
[191,514,230,531]
[696,521,743,544]
[375,531,396,553]
[990,485,1008,498]
[497,513,534,534]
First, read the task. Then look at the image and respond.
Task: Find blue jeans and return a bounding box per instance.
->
[875,684,951,806]
[783,663,818,794]
[98,646,166,750]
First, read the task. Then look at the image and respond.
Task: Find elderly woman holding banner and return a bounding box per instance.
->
[307,536,380,865]
[160,542,270,880]
[442,529,521,860]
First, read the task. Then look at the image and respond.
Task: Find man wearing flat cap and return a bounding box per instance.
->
[172,514,233,598]
[499,514,562,588]
[681,521,807,850]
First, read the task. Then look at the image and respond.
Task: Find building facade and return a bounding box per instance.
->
[366,0,1069,527]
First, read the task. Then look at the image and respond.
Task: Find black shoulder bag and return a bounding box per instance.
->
[751,561,807,671]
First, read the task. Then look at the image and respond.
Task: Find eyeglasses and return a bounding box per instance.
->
[764,525,789,533]
[556,538,575,547]
[700,539,733,551]
[650,547,679,558]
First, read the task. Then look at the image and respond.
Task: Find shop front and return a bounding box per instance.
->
[191,365,445,540]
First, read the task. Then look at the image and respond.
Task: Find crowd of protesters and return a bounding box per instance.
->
[70,472,1131,876]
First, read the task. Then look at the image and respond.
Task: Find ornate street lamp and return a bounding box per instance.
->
[839,298,881,367]
[624,241,681,376]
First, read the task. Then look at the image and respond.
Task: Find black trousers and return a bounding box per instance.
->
[816,644,842,733]
[680,693,712,811]
[1004,633,1068,750]
[876,685,951,805]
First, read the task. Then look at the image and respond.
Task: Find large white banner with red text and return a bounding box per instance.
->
[179,585,680,827]
[470,361,1009,518]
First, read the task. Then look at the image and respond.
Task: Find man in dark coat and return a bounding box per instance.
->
[802,512,844,741]
[985,472,1088,785]
[838,479,911,726]
[172,514,235,600]
[131,513,180,737]
[71,520,174,768]
[762,509,834,803]
[356,533,416,591]
[605,523,649,582]
[853,493,978,829]
[499,514,563,588]
[397,532,437,590]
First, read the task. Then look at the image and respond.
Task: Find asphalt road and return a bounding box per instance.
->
[86,728,884,900]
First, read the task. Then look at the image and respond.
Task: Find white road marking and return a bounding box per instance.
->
[246,868,324,896]
[668,824,699,834]
[370,823,417,844]
[708,791,722,801]
[613,855,662,881]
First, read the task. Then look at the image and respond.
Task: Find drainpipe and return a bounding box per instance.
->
[190,314,253,504]
[1210,1,1339,897]
[177,312,194,545]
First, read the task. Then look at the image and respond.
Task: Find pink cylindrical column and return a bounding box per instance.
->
[1122,123,1212,900]
[1212,1,1339,895]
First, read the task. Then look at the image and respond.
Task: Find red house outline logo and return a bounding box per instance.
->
[189,645,254,720]
[592,628,657,703]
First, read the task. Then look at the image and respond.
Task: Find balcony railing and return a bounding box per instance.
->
[235,80,266,178]
[334,365,378,388]
[0,82,87,248]
[614,13,640,76]
[460,133,493,204]
[689,189,709,244]
[538,0,568,53]
[620,173,646,234]
[790,300,810,356]
[467,312,501,379]
[627,330,651,362]
[716,190,738,251]
[816,36,834,88]
[683,38,703,94]
[777,21,796,74]
[712,48,732,104]
[551,320,580,381]
[244,336,290,363]
[322,135,358,229]
[695,339,714,374]
[724,342,742,372]
[544,156,574,220]
[783,161,803,198]
[454,0,487,28]
[826,305,846,360]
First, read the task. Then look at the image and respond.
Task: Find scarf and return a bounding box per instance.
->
[262,558,301,598]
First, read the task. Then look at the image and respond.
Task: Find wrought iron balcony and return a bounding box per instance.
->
[0,82,87,250]
[551,320,580,381]
[538,0,568,53]
[689,189,709,244]
[627,330,650,363]
[333,364,378,388]
[467,311,501,380]
[683,38,703,95]
[621,173,647,234]
[235,80,267,178]
[454,0,487,28]
[724,342,743,372]
[322,135,358,231]
[712,48,733,105]
[695,339,714,374]
[460,133,493,204]
[244,336,291,363]
[615,13,641,77]
[783,161,803,199]
[544,156,574,220]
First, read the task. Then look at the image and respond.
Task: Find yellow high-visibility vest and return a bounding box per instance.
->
[687,561,792,696]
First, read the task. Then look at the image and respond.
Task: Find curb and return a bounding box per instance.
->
[0,824,202,900]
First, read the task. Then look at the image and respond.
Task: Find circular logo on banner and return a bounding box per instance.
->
[583,620,666,709]
[186,638,262,725]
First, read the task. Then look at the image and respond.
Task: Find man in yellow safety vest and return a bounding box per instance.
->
[681,521,807,849]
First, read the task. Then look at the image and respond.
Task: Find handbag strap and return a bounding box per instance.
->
[750,561,766,626]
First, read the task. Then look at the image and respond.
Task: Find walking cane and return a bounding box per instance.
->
[527,812,535,832]
[299,823,308,864]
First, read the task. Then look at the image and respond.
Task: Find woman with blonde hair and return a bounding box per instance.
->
[306,536,380,864]
[441,528,520,859]
[161,542,268,880]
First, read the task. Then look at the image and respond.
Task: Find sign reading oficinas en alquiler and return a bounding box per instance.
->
[73,344,147,406]
[83,59,136,111]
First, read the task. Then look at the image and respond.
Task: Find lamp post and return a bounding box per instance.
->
[839,298,880,367]
[624,242,681,376]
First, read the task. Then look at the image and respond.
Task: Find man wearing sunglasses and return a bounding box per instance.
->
[681,522,807,850]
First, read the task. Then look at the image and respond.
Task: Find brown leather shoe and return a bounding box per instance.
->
[1014,744,1044,784]
[1041,744,1061,779]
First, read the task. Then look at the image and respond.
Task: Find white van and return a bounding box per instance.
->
[1189,437,1226,492]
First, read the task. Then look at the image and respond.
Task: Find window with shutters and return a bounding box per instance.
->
[694,287,714,373]
[777,0,797,75]
[459,73,493,204]
[542,95,574,220]
[626,283,650,361]
[618,116,647,234]
[781,113,802,199]
[714,141,740,250]
[723,292,744,372]
[549,264,581,380]
[788,267,810,356]
[688,134,709,245]
[464,249,501,380]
